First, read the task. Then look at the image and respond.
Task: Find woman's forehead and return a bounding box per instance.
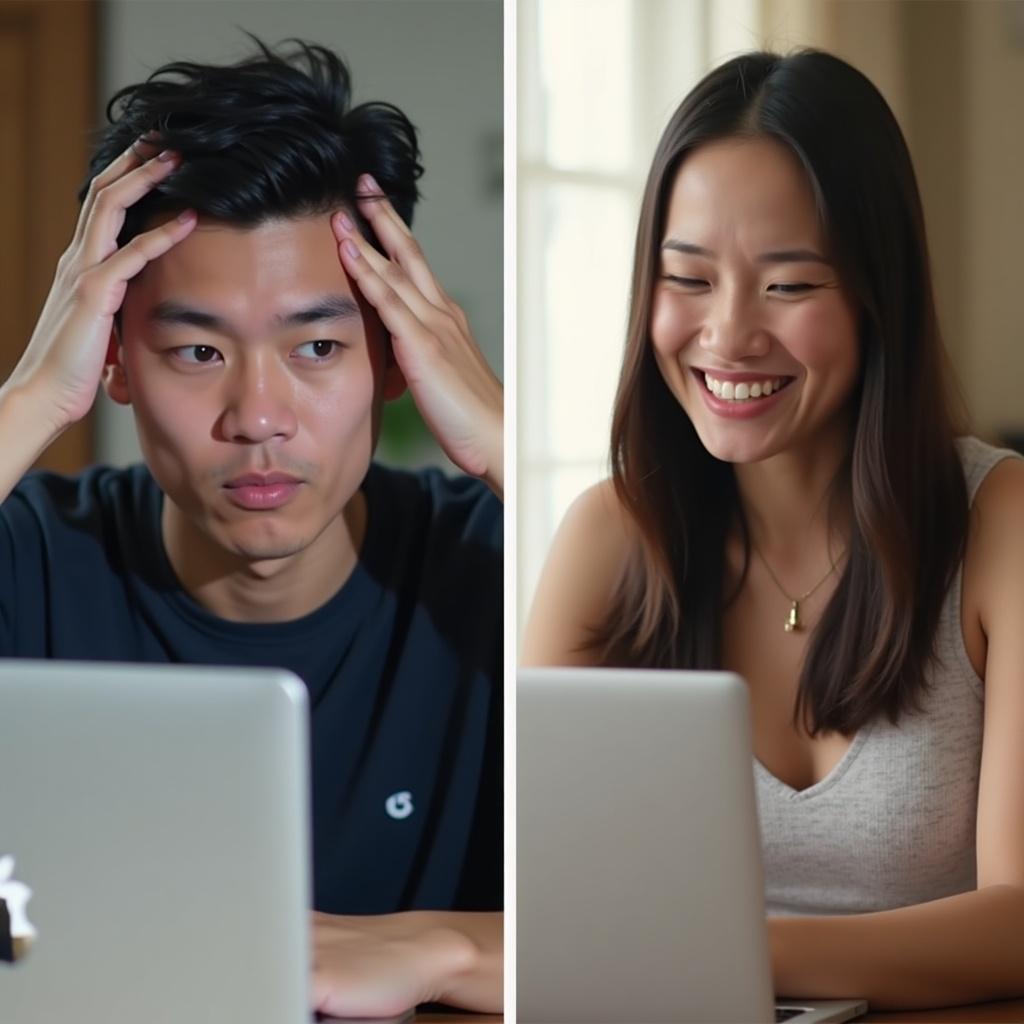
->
[663,138,823,250]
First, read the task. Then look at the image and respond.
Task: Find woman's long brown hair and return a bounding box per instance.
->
[589,50,968,736]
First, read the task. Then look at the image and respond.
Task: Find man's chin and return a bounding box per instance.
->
[214,520,314,564]
[229,536,310,564]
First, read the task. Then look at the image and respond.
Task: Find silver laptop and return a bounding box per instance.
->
[517,668,867,1024]
[0,660,315,1023]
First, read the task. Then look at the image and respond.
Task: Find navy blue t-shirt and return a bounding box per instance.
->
[0,462,502,914]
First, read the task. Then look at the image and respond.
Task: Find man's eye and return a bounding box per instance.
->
[173,345,222,364]
[768,283,817,294]
[293,340,341,361]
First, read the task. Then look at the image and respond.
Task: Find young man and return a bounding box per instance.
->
[0,40,502,1016]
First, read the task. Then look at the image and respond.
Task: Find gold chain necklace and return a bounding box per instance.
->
[754,546,842,633]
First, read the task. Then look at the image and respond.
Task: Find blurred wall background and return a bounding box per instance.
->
[1,0,97,473]
[760,0,1024,450]
[517,0,1024,630]
[95,0,502,467]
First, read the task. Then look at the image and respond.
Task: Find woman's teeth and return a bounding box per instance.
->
[703,373,788,401]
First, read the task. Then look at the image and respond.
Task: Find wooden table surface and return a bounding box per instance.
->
[408,1001,1024,1021]
[414,1016,502,1023]
[863,998,1024,1022]
[409,1003,1024,1022]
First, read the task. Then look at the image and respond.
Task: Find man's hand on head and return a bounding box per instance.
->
[310,910,503,1018]
[7,136,197,435]
[0,135,198,506]
[332,178,503,500]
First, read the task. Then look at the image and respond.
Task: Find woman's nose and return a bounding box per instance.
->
[698,286,771,361]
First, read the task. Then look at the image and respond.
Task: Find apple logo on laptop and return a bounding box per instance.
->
[0,855,37,963]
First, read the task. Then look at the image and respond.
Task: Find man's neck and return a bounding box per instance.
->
[160,491,368,624]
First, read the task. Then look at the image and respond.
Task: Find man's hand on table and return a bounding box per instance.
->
[311,911,503,1019]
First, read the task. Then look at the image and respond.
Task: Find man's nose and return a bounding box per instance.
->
[698,284,771,361]
[218,357,298,444]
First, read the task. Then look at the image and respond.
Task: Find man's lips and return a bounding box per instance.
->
[224,472,302,488]
[223,473,303,510]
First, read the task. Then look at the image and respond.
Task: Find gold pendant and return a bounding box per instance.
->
[785,601,801,632]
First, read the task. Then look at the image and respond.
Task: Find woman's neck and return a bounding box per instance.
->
[732,430,850,560]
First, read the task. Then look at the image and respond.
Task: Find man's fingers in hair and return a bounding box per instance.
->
[335,233,439,354]
[351,176,449,309]
[79,151,183,267]
[97,209,198,300]
[334,217,447,331]
[76,136,163,242]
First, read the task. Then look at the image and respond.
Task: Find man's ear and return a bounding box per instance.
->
[100,326,131,406]
[382,337,407,402]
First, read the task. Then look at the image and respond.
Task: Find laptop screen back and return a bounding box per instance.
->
[0,660,311,1024]
[517,668,774,1023]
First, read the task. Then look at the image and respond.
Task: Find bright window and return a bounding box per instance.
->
[518,0,764,633]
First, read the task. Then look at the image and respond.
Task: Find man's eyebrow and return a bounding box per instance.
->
[148,294,362,331]
[273,294,362,327]
[662,240,830,264]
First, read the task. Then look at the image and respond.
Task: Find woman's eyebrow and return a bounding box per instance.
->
[756,248,830,265]
[662,239,830,264]
[148,293,363,331]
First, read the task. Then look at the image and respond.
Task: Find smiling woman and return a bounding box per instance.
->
[522,47,1024,1011]
[650,137,860,469]
[525,50,969,717]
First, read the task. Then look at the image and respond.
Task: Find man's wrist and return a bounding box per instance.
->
[1,375,74,437]
[414,911,502,1012]
[0,381,69,499]
[410,913,480,1004]
[481,412,504,501]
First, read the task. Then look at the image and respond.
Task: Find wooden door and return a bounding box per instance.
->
[0,0,96,472]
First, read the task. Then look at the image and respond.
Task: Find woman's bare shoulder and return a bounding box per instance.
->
[967,455,1024,887]
[970,453,1024,520]
[967,454,1024,610]
[520,479,634,667]
[567,478,631,536]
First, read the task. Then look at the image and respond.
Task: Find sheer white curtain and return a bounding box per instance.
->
[516,0,761,632]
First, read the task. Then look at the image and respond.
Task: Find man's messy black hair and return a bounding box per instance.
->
[79,35,423,248]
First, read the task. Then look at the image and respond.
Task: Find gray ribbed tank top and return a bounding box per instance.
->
[757,436,1023,916]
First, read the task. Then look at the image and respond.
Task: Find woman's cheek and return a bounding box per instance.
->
[777,298,859,372]
[649,288,688,359]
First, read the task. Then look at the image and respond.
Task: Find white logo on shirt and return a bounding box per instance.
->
[385,791,414,820]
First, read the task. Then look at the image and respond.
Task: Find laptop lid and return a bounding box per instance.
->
[0,660,311,1024]
[517,668,775,1024]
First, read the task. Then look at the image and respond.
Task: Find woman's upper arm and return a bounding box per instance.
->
[519,480,632,667]
[972,457,1024,889]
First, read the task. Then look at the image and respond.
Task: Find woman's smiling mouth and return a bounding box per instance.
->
[691,368,797,417]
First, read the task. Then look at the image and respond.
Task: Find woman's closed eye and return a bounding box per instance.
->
[662,275,821,295]
[768,282,819,295]
[662,274,710,289]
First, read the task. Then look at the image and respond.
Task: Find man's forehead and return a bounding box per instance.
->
[128,211,361,326]
[146,292,363,333]
[157,212,341,265]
